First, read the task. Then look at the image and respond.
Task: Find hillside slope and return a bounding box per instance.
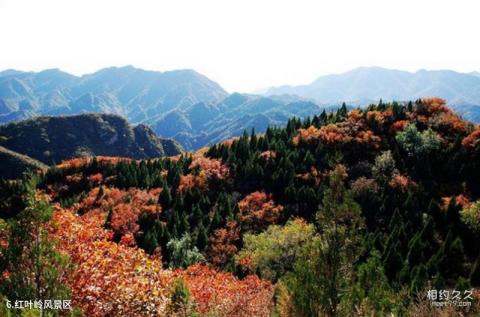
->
[2,98,480,315]
[0,113,183,166]
[22,97,480,315]
[0,145,48,179]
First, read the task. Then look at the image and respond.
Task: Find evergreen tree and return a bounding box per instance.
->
[159,186,173,209]
[196,223,209,251]
[286,165,365,317]
[0,175,72,314]
[166,233,205,269]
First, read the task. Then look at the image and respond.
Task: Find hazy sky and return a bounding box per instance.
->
[0,0,479,92]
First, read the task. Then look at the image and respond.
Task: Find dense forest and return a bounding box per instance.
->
[1,97,480,316]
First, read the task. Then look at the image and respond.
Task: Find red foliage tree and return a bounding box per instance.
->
[293,123,381,149]
[208,221,240,267]
[178,154,230,193]
[57,156,132,170]
[238,191,283,232]
[77,187,161,244]
[88,173,103,184]
[463,127,480,148]
[50,208,172,316]
[259,150,277,161]
[391,120,409,132]
[418,97,450,115]
[389,174,415,192]
[430,112,467,135]
[177,264,273,317]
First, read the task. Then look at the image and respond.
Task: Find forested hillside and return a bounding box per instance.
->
[1,98,480,316]
[0,113,183,178]
[0,146,47,180]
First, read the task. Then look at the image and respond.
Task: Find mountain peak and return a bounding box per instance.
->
[0,69,26,77]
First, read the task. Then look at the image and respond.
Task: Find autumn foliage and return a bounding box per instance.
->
[208,221,241,267]
[177,264,273,317]
[292,122,381,149]
[50,198,272,316]
[50,208,172,316]
[56,156,133,170]
[293,124,347,145]
[463,127,480,148]
[388,174,415,192]
[178,153,229,192]
[77,186,161,243]
[259,150,277,161]
[238,191,283,232]
[5,97,480,316]
[418,97,451,115]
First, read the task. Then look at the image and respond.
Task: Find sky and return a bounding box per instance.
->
[0,0,479,92]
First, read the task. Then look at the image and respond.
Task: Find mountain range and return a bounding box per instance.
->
[265,66,480,105]
[0,67,338,150]
[0,113,183,179]
[0,66,227,124]
[151,93,341,150]
[1,66,480,152]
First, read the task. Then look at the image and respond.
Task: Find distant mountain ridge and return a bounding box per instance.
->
[265,67,480,106]
[0,113,183,178]
[0,66,227,124]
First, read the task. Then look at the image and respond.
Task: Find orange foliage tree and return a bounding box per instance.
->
[49,207,172,316]
[238,191,283,232]
[296,167,323,186]
[56,156,132,170]
[50,204,274,316]
[293,124,349,146]
[76,187,161,245]
[367,109,393,125]
[391,120,409,132]
[293,123,381,149]
[178,154,230,192]
[177,264,273,317]
[418,97,450,115]
[388,174,415,192]
[463,127,480,148]
[208,220,241,267]
[430,112,467,135]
